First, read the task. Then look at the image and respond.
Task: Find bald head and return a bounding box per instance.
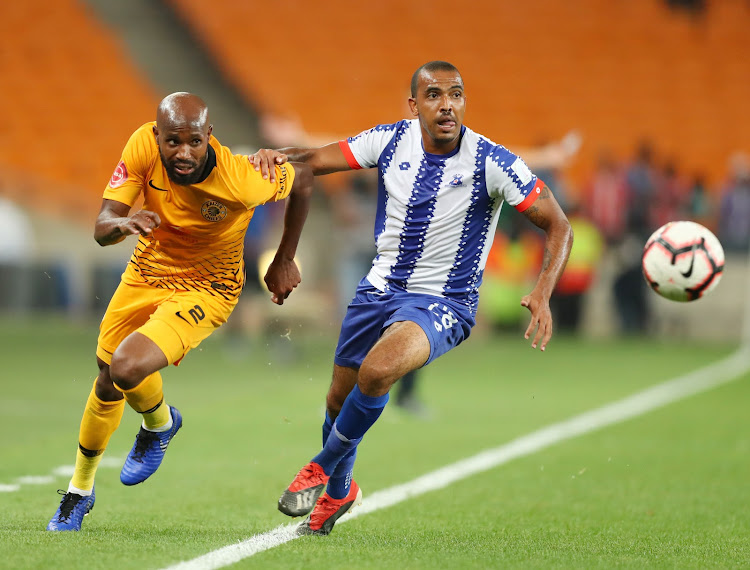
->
[153,92,213,185]
[156,92,210,132]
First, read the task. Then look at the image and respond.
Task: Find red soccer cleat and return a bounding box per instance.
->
[297,480,362,536]
[278,461,330,517]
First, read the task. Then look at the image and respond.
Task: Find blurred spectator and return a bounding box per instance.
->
[718,152,750,252]
[686,173,715,231]
[625,140,659,239]
[665,0,706,14]
[612,141,661,334]
[550,207,604,333]
[0,196,36,313]
[329,171,378,319]
[650,159,689,229]
[585,150,629,246]
[0,196,35,263]
[521,130,582,213]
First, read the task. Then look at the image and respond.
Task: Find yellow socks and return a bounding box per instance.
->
[70,372,171,493]
[71,383,125,492]
[114,372,171,431]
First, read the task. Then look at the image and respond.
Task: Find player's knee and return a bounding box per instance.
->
[94,360,123,401]
[325,392,345,418]
[109,351,145,391]
[357,361,397,396]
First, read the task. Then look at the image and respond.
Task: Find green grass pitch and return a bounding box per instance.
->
[1,316,748,569]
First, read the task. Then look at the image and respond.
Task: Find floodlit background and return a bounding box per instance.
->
[1,1,749,568]
[1,0,748,340]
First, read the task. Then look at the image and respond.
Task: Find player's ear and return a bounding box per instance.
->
[207,124,213,137]
[408,97,418,117]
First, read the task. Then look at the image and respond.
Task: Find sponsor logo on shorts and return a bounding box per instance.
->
[109,161,128,188]
[201,200,228,222]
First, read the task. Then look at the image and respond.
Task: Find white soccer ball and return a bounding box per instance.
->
[641,220,725,302]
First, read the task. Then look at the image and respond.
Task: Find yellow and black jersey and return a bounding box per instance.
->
[103,122,294,300]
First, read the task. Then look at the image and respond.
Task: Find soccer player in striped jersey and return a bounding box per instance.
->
[252,61,574,535]
[47,92,313,531]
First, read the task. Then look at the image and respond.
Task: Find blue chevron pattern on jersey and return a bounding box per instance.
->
[341,119,540,313]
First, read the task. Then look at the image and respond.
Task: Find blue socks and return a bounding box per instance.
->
[321,413,357,499]
[313,386,389,499]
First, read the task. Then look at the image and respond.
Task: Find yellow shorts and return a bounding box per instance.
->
[96,278,238,366]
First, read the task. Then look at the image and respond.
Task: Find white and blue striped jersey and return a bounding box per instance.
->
[338,119,543,315]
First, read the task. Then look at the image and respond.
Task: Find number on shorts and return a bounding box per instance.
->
[428,303,458,333]
[176,304,205,325]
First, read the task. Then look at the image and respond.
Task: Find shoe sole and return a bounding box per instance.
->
[278,484,325,517]
[297,486,363,536]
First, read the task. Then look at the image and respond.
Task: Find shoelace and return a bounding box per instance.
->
[295,464,327,487]
[308,495,343,525]
[55,490,84,522]
[130,429,158,462]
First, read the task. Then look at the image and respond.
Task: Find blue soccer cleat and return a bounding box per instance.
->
[46,487,95,531]
[120,406,182,486]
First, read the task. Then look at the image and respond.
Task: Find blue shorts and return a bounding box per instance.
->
[334,278,475,369]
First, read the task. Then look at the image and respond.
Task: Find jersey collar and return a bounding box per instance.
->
[193,144,217,184]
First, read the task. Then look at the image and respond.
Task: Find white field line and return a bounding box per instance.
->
[164,345,750,570]
[0,456,124,493]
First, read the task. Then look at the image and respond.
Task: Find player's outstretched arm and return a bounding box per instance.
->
[250,142,352,182]
[263,162,314,305]
[519,184,574,351]
[94,199,161,246]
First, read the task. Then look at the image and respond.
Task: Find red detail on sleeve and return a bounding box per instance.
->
[338,140,362,170]
[109,161,128,188]
[514,178,544,212]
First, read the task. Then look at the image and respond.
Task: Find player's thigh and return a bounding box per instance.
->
[97,280,173,364]
[362,321,431,382]
[141,291,237,365]
[334,281,390,369]
[384,294,474,366]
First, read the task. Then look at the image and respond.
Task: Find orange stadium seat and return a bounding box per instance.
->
[0,0,157,221]
[169,0,750,189]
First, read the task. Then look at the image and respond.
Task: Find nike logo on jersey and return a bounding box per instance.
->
[148,180,168,192]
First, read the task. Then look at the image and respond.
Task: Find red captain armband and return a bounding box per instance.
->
[338,140,362,170]
[514,178,545,213]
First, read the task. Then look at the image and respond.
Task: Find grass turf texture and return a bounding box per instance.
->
[0,316,747,569]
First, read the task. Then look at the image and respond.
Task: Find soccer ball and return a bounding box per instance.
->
[641,221,724,302]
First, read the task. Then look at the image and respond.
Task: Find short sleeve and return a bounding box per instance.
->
[485,145,544,212]
[103,123,156,206]
[226,153,296,209]
[339,121,404,169]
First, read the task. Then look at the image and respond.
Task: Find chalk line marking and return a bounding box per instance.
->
[0,456,124,493]
[164,346,750,570]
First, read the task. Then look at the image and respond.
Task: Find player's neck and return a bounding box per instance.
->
[422,135,461,157]
[421,128,463,156]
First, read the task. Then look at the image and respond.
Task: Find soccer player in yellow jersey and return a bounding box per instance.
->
[47,92,314,531]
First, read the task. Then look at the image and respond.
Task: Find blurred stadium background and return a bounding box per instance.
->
[2,1,750,567]
[1,0,749,341]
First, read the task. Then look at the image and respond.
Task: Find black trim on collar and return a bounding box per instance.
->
[194,144,217,184]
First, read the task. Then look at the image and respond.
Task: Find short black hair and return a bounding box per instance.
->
[410,61,462,97]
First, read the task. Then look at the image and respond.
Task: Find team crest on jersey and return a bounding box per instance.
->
[109,161,128,188]
[201,200,227,222]
[449,174,464,187]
